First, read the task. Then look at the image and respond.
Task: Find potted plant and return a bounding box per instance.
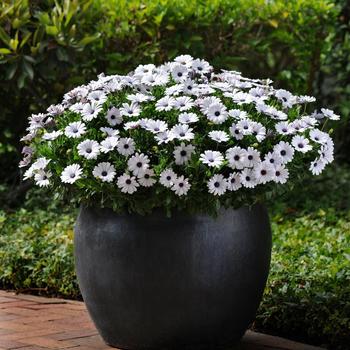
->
[20,55,339,349]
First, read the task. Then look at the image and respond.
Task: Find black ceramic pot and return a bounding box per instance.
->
[74,205,271,350]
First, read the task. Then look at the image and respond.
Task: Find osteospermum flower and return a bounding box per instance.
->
[292,135,312,153]
[106,107,122,126]
[117,173,139,194]
[227,173,242,191]
[178,112,199,124]
[127,153,150,176]
[321,108,340,120]
[81,102,103,121]
[254,161,275,184]
[100,136,119,153]
[173,96,194,111]
[60,164,83,184]
[65,121,86,138]
[77,139,100,160]
[34,169,51,187]
[173,143,195,165]
[120,102,141,117]
[172,175,191,196]
[240,168,257,188]
[207,174,227,196]
[206,103,228,124]
[93,162,116,182]
[170,124,194,141]
[226,147,247,170]
[200,150,224,168]
[208,130,229,143]
[273,164,289,184]
[159,168,177,188]
[42,130,63,141]
[273,141,295,164]
[117,138,136,156]
[155,96,175,111]
[138,168,156,187]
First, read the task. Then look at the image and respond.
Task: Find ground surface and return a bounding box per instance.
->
[0,291,325,350]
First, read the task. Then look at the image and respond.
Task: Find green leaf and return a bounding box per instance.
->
[22,61,34,80]
[0,48,11,54]
[77,34,100,47]
[0,27,11,46]
[45,25,59,36]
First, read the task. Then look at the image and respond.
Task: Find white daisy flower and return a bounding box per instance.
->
[178,112,199,124]
[228,109,248,120]
[292,135,312,153]
[134,63,156,76]
[138,168,156,187]
[275,121,294,135]
[291,120,307,133]
[60,164,83,184]
[207,174,227,196]
[117,173,139,194]
[155,131,173,144]
[170,124,194,141]
[65,121,87,138]
[309,158,326,175]
[81,102,103,121]
[88,90,107,105]
[237,119,253,135]
[181,79,197,95]
[155,96,176,111]
[127,153,150,176]
[273,141,295,164]
[192,58,212,74]
[77,139,100,160]
[171,64,188,82]
[251,122,266,142]
[127,93,154,104]
[321,108,340,120]
[245,147,261,168]
[144,119,168,134]
[273,164,289,184]
[120,102,141,117]
[254,161,275,184]
[174,54,194,67]
[106,107,122,126]
[206,103,228,124]
[173,143,195,165]
[226,147,247,170]
[208,130,229,143]
[117,137,136,156]
[100,136,119,153]
[93,162,116,182]
[31,157,50,170]
[197,96,222,114]
[124,121,141,130]
[319,145,334,164]
[301,116,318,128]
[69,102,85,113]
[200,150,224,168]
[172,175,191,196]
[34,169,52,187]
[227,173,242,191]
[297,95,316,103]
[309,129,329,144]
[159,168,177,188]
[264,152,283,167]
[100,127,119,137]
[173,96,194,111]
[275,89,296,108]
[42,130,63,141]
[240,168,257,188]
[229,123,244,140]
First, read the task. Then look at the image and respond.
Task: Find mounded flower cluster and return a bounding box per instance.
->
[20,55,339,215]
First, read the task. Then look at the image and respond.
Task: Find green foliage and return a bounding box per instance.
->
[0,199,79,298]
[1,165,349,349]
[0,0,340,186]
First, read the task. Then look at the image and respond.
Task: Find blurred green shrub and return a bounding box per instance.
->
[0,0,341,189]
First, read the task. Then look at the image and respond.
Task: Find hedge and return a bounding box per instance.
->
[1,0,348,190]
